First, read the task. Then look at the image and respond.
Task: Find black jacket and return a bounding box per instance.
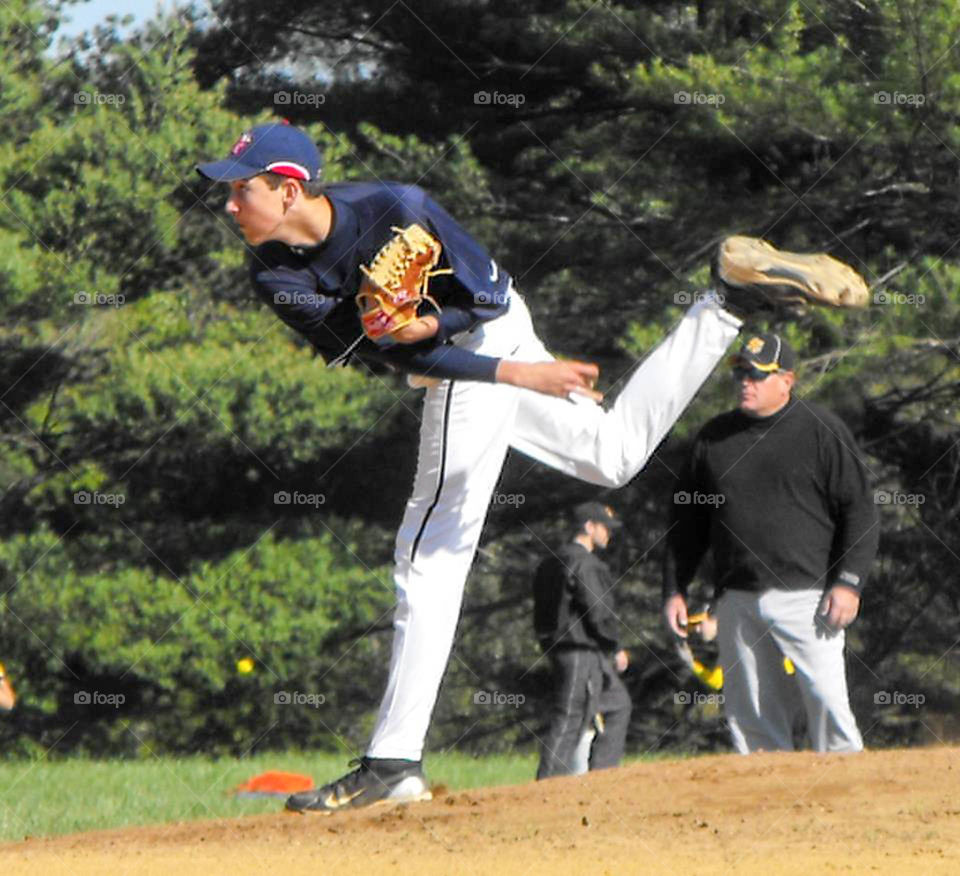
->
[663,397,879,599]
[533,543,620,653]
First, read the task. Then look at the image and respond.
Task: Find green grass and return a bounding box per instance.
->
[0,752,540,843]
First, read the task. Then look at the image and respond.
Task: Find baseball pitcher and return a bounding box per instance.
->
[196,123,868,811]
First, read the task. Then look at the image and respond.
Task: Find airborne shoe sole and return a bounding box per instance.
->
[716,235,869,309]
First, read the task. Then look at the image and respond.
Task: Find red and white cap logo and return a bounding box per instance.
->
[230,131,253,156]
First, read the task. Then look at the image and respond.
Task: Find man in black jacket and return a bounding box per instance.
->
[534,502,632,778]
[663,333,879,753]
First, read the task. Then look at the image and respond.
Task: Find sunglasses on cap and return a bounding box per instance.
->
[732,364,778,381]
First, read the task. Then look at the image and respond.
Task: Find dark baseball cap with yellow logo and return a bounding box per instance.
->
[732,332,796,374]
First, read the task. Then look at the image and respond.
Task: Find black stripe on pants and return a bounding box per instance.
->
[537,649,603,780]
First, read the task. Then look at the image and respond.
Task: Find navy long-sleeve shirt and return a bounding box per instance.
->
[249,181,514,382]
[663,397,879,600]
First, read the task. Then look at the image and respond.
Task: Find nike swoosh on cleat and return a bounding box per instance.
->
[323,788,365,809]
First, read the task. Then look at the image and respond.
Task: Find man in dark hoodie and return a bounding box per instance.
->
[534,503,632,777]
[663,333,878,753]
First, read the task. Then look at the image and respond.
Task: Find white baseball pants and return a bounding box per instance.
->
[367,294,741,759]
[716,588,863,754]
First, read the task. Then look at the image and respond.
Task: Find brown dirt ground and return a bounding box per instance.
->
[1,747,958,875]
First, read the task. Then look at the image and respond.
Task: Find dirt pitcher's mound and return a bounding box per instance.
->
[3,747,959,875]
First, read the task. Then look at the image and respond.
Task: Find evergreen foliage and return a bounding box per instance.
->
[0,0,957,756]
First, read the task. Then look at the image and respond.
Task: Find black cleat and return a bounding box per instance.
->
[285,757,432,814]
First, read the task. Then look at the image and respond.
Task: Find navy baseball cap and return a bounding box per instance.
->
[573,501,623,530]
[732,332,796,374]
[195,123,323,183]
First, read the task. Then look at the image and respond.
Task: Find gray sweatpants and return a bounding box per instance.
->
[716,588,863,754]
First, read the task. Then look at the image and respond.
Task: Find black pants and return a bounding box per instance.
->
[536,648,632,779]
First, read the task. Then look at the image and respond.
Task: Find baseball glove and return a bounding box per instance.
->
[674,639,724,691]
[715,235,870,310]
[675,610,795,691]
[356,224,453,344]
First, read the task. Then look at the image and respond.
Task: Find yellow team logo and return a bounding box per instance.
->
[746,336,765,354]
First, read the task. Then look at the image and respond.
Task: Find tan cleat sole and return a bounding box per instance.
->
[717,236,870,308]
[291,790,434,816]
